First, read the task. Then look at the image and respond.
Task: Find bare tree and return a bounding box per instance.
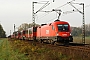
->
[18,23,40,31]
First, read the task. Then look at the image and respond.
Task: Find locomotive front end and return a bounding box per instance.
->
[53,20,73,43]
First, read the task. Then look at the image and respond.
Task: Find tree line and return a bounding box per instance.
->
[0,24,6,38]
[71,24,90,37]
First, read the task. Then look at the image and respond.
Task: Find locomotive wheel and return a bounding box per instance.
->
[48,40,51,44]
[50,40,55,45]
[54,42,59,46]
[38,39,43,43]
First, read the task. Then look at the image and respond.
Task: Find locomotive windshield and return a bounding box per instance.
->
[57,24,69,31]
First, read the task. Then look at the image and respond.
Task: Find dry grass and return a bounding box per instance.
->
[9,40,70,60]
[9,37,90,60]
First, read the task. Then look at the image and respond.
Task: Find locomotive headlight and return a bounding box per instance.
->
[70,33,71,35]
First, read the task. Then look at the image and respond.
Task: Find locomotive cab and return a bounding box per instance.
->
[56,24,73,43]
[53,20,73,43]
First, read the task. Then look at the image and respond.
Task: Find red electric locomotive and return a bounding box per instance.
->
[36,20,73,44]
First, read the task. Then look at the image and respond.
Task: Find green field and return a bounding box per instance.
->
[0,38,28,60]
[0,38,90,60]
[0,38,70,60]
[73,37,90,44]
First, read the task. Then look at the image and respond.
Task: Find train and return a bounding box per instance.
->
[9,20,73,45]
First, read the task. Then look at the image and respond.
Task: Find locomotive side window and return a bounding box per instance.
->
[57,24,69,31]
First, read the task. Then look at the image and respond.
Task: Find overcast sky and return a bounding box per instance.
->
[0,0,90,36]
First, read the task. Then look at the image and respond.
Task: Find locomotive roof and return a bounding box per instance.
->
[54,20,68,22]
[38,20,69,28]
[52,20,69,24]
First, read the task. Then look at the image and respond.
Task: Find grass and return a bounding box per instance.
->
[10,37,90,60]
[0,38,29,60]
[73,36,90,44]
[9,39,70,60]
[1,38,89,60]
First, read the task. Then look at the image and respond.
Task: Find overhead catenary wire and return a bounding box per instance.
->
[35,1,50,14]
[46,16,57,22]
[56,3,68,9]
[35,0,69,21]
[35,0,90,24]
[45,1,74,23]
[34,1,53,21]
[36,2,68,22]
[56,0,75,9]
[33,1,51,27]
[36,12,57,23]
[43,0,75,23]
[63,4,90,14]
[36,11,53,21]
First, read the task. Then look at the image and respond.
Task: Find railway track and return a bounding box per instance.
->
[45,42,90,60]
[25,40,90,52]
[30,40,90,59]
[26,40,90,50]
